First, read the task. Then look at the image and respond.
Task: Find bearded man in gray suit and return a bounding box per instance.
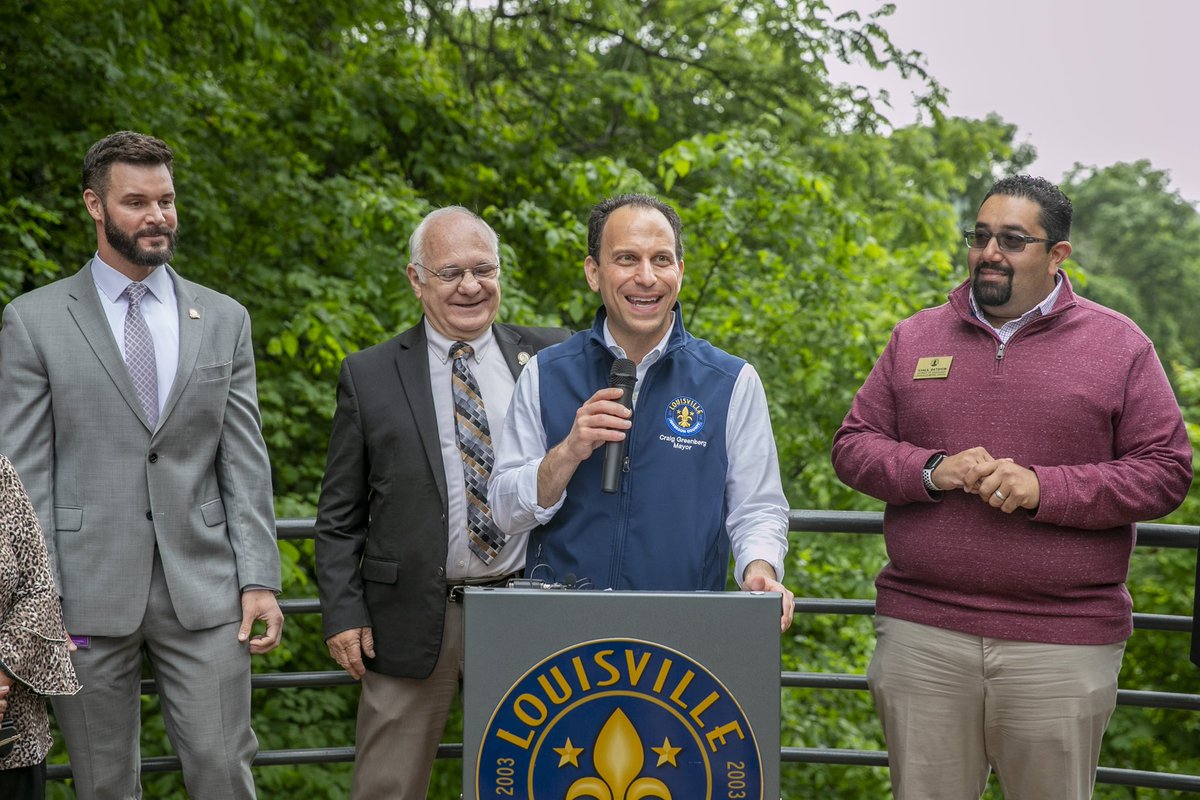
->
[0,131,283,799]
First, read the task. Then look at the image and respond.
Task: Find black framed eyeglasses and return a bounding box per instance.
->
[963,230,1055,253]
[414,261,501,283]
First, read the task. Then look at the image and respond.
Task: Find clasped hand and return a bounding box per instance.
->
[930,446,1040,513]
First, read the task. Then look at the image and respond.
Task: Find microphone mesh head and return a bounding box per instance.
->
[608,357,637,389]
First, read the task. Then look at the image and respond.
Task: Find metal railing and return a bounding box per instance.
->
[47,511,1200,792]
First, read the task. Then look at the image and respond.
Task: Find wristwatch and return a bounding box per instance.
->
[922,452,945,493]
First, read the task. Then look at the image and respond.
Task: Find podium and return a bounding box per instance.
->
[462,588,781,800]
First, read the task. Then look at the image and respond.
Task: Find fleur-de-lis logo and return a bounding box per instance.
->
[566,708,671,800]
[664,396,704,436]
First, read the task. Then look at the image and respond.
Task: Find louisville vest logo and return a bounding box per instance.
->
[476,638,761,799]
[665,396,705,437]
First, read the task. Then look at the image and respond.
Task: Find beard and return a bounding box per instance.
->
[104,212,178,268]
[972,265,1013,307]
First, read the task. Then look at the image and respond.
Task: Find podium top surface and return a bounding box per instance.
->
[462,585,782,680]
[461,585,784,600]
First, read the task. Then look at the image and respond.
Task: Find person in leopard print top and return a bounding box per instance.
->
[0,454,80,799]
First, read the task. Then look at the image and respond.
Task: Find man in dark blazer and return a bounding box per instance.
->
[314,206,568,798]
[0,131,283,798]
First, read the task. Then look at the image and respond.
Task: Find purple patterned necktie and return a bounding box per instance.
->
[123,282,159,427]
[450,342,505,563]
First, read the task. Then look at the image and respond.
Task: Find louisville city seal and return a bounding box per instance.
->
[476,638,761,799]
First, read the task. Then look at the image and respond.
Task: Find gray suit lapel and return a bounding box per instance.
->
[160,267,203,426]
[64,262,154,430]
[395,324,449,508]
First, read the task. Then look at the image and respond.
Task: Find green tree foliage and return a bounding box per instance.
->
[3,0,1197,797]
[1064,160,1200,370]
[1053,161,1200,799]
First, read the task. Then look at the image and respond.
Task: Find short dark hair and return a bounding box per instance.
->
[981,175,1072,247]
[587,194,684,263]
[82,131,174,200]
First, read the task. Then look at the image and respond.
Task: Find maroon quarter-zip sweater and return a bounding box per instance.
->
[833,272,1192,644]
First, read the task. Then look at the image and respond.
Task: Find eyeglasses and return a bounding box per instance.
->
[963,230,1055,253]
[413,262,500,283]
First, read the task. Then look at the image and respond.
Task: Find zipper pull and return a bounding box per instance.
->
[622,454,630,473]
[996,343,1006,361]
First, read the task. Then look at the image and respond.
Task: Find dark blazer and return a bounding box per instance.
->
[314,320,568,678]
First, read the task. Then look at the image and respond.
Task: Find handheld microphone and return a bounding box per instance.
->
[601,358,637,494]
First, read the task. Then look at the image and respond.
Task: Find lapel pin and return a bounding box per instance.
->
[188,308,200,319]
[517,351,530,366]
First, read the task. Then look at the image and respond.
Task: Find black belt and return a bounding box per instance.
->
[446,572,520,602]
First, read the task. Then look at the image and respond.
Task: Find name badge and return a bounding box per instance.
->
[913,356,953,379]
[70,634,91,649]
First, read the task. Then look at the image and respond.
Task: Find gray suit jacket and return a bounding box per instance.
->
[0,261,280,635]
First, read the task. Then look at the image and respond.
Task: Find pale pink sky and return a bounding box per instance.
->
[824,0,1200,203]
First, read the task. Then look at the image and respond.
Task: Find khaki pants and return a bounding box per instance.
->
[350,600,464,800]
[868,615,1124,800]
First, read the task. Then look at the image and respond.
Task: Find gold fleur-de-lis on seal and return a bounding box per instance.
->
[566,708,671,800]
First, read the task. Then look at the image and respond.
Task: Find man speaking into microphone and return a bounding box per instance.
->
[490,194,794,631]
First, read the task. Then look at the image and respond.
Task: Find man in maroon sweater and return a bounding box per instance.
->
[832,175,1192,800]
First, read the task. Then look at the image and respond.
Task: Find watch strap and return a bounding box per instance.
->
[922,452,945,493]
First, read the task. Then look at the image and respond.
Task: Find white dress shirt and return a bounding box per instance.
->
[424,321,529,581]
[91,258,180,422]
[490,314,789,585]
